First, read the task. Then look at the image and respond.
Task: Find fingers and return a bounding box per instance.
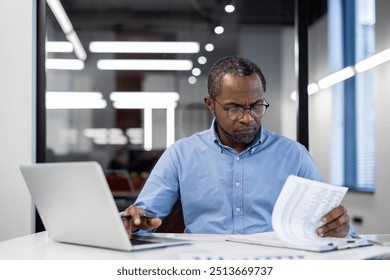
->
[124,205,143,226]
[143,216,162,229]
[122,205,162,232]
[317,205,350,238]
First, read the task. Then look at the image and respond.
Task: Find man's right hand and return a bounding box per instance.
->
[121,205,162,237]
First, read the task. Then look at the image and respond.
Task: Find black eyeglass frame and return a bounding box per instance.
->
[212,97,270,120]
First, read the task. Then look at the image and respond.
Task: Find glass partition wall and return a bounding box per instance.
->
[45,1,228,201]
[44,1,332,211]
[45,1,257,212]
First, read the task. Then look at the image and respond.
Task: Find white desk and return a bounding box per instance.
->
[1,231,390,260]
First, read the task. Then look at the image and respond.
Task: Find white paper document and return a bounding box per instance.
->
[227,175,371,252]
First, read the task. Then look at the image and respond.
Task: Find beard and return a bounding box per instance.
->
[216,120,257,145]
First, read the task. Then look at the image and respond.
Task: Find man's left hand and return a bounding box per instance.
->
[316,205,350,237]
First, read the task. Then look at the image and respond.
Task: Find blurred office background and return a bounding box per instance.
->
[1,0,390,241]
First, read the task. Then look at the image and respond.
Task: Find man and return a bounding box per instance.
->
[123,56,351,238]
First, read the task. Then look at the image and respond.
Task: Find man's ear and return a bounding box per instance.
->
[204,96,214,114]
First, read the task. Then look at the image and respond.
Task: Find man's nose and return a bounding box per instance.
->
[239,108,255,122]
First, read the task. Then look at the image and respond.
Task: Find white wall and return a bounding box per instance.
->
[0,1,35,241]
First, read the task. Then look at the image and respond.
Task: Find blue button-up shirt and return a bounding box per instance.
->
[134,119,323,234]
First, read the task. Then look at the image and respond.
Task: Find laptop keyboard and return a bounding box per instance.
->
[130,235,163,245]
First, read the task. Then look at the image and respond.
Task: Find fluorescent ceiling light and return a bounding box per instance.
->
[110,92,180,109]
[307,83,319,95]
[355,48,390,72]
[46,0,87,60]
[97,59,193,71]
[46,41,73,53]
[318,66,355,89]
[289,47,390,101]
[290,91,297,101]
[143,108,153,151]
[66,31,87,60]
[290,83,319,101]
[46,0,73,34]
[46,91,107,109]
[89,41,200,54]
[46,59,84,70]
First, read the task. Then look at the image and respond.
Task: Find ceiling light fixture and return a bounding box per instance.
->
[225,5,235,13]
[46,0,87,60]
[97,59,193,71]
[46,0,72,33]
[188,76,197,84]
[318,66,355,89]
[214,24,224,35]
[89,41,200,54]
[66,31,87,60]
[110,92,179,109]
[46,59,85,70]
[205,43,215,52]
[198,56,207,64]
[143,108,153,151]
[46,41,73,53]
[290,83,319,101]
[307,83,320,94]
[225,0,236,13]
[290,47,390,101]
[46,91,107,109]
[355,48,390,72]
[192,68,201,76]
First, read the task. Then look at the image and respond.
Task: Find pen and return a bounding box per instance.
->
[119,211,157,220]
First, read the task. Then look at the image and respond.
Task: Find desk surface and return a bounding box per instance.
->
[1,232,390,260]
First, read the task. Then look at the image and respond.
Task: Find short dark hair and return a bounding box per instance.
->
[207,56,266,99]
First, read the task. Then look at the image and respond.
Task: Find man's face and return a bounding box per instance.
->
[206,73,265,151]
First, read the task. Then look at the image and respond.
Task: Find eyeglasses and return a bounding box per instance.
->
[213,98,270,120]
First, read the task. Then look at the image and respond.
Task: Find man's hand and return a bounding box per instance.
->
[121,205,162,237]
[316,205,350,237]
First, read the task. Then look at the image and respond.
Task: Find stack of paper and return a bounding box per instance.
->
[227,175,371,252]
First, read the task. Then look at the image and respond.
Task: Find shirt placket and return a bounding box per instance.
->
[232,155,244,234]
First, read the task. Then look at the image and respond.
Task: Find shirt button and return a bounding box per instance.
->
[235,207,241,213]
[235,182,240,187]
[236,156,240,161]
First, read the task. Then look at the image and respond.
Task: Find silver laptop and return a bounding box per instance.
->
[19,161,190,251]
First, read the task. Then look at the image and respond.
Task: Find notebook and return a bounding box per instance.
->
[19,161,190,251]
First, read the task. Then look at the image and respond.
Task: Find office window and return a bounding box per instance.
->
[329,0,376,192]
